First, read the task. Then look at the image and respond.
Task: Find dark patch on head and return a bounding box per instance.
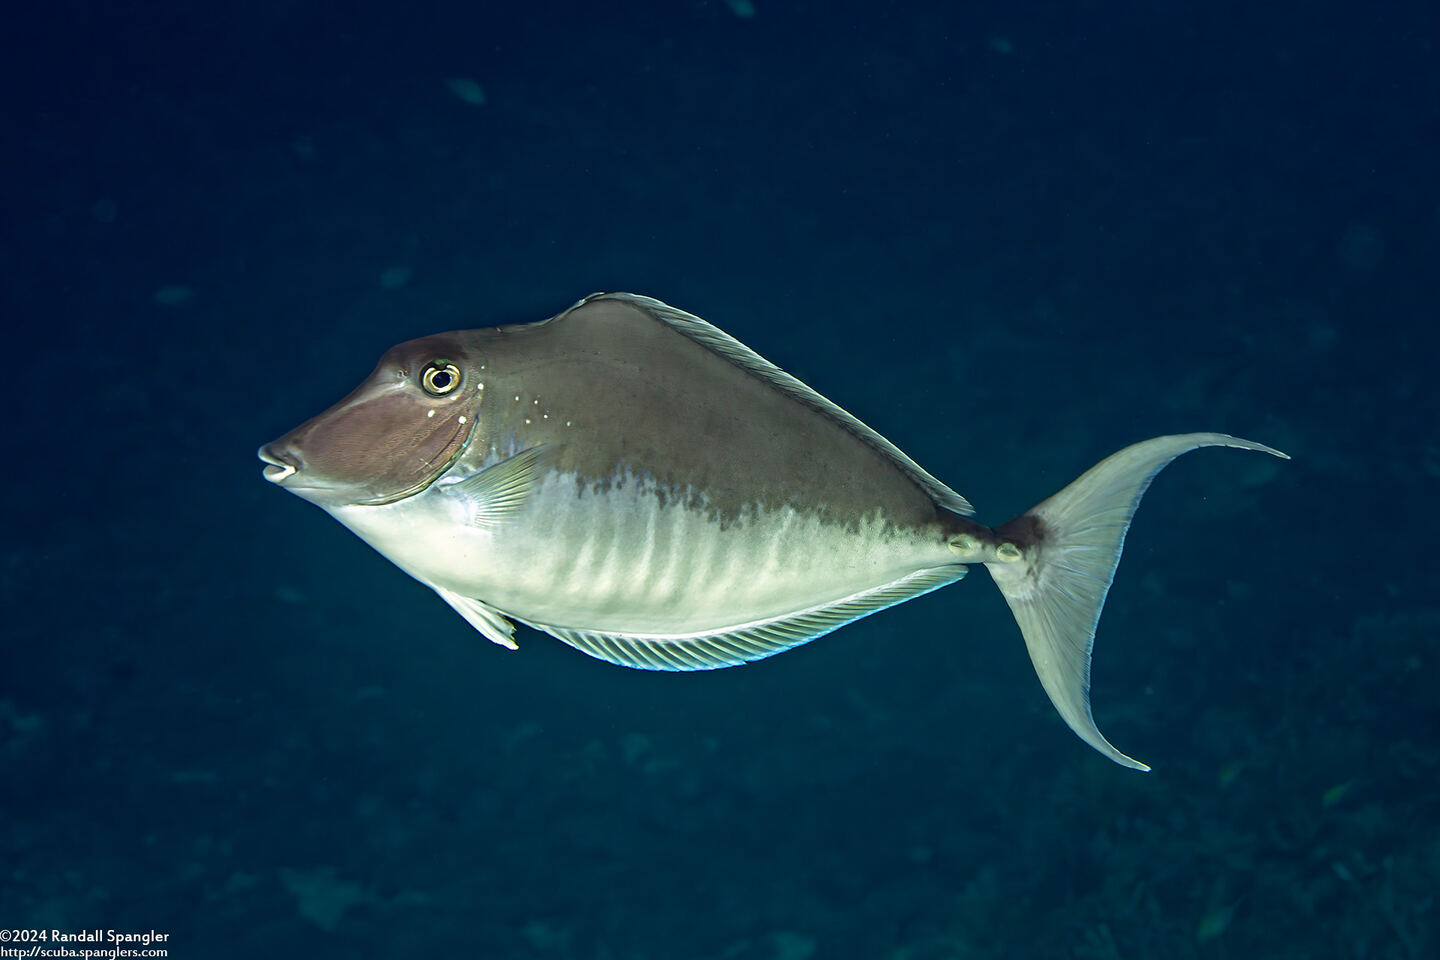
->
[261,330,486,506]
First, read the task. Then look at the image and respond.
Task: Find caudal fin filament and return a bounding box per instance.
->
[985,433,1288,771]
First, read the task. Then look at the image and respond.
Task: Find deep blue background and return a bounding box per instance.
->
[4,1,1437,957]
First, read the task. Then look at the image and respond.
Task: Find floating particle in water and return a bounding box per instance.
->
[379,265,414,290]
[153,285,195,307]
[446,77,486,105]
[1338,222,1384,275]
[291,137,318,162]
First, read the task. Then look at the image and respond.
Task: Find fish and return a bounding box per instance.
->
[258,292,1287,770]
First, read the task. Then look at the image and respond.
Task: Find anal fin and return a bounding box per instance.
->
[523,565,968,671]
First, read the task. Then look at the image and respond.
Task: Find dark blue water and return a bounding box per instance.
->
[4,1,1437,957]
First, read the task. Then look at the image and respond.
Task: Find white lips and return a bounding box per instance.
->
[258,446,299,483]
[263,461,297,483]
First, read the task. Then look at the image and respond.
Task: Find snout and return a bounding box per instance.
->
[258,443,299,483]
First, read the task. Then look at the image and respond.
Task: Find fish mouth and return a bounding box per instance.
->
[258,444,298,484]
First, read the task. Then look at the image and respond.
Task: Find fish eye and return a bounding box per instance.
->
[421,361,462,396]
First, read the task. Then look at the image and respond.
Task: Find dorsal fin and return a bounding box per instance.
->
[566,292,975,517]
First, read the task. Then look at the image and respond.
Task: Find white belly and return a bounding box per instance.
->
[330,468,950,634]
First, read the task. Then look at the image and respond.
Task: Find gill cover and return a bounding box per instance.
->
[263,336,483,507]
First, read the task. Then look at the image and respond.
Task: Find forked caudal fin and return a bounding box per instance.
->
[983,433,1288,771]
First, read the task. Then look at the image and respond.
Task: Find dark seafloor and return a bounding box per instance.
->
[2,1,1437,958]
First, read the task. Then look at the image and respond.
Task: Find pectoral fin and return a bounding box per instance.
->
[436,444,555,527]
